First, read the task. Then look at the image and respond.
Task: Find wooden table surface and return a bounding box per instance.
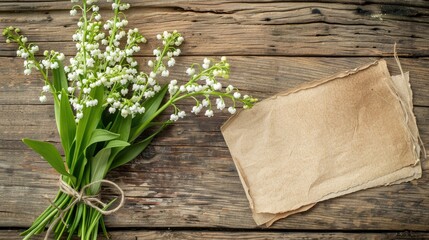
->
[1,0,429,239]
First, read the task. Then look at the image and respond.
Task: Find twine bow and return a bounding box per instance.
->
[44,178,125,240]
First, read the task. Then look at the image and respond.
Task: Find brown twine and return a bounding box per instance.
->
[44,178,125,240]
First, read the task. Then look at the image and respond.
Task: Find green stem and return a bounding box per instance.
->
[14,38,49,83]
[55,201,75,239]
[86,208,102,240]
[81,2,88,76]
[101,0,121,75]
[108,0,120,47]
[22,193,71,240]
[21,191,66,236]
[82,198,87,238]
[154,38,174,71]
[130,98,173,141]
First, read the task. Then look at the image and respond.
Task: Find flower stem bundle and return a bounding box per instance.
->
[3,0,256,239]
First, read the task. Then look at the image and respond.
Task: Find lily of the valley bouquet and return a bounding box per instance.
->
[3,0,256,239]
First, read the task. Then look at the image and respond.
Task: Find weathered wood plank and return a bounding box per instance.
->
[1,2,429,56]
[1,0,429,234]
[1,105,428,148]
[1,229,429,240]
[1,0,429,11]
[1,57,429,106]
[1,103,428,229]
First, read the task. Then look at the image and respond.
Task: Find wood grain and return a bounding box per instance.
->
[1,57,429,106]
[1,230,429,240]
[1,0,429,10]
[1,2,429,56]
[1,0,429,236]
[0,103,428,229]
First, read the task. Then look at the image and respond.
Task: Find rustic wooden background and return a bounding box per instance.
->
[1,0,429,239]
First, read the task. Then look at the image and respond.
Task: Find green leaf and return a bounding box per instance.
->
[66,140,76,168]
[110,123,169,170]
[132,85,168,128]
[105,140,130,149]
[130,85,168,141]
[109,138,152,170]
[86,129,120,149]
[22,138,75,181]
[85,129,121,165]
[89,140,129,194]
[76,155,88,190]
[74,90,104,186]
[110,115,132,142]
[52,61,68,91]
[73,86,104,171]
[89,148,111,194]
[59,90,76,157]
[108,116,132,162]
[53,95,61,143]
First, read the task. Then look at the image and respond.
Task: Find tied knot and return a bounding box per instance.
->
[45,178,125,240]
[58,177,125,215]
